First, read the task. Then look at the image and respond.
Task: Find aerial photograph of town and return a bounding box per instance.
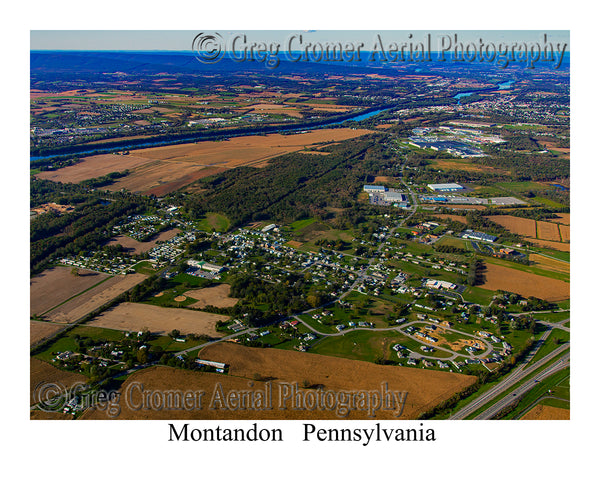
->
[28,29,572,425]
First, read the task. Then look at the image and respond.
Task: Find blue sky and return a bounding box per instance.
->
[30,30,569,51]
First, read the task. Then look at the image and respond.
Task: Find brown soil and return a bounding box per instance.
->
[548,213,570,225]
[520,404,569,420]
[30,358,87,406]
[525,238,570,252]
[81,342,476,420]
[30,321,65,346]
[185,284,239,308]
[479,261,569,302]
[37,129,372,194]
[536,221,561,241]
[87,302,227,337]
[434,214,468,224]
[30,267,110,315]
[488,215,537,237]
[35,154,154,184]
[559,224,570,242]
[45,273,147,323]
[529,254,570,275]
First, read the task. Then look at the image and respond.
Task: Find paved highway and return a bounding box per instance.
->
[449,339,569,419]
[474,352,570,419]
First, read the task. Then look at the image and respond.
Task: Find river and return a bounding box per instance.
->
[31,107,390,162]
[453,79,516,103]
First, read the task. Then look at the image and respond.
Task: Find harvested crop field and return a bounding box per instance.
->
[30,267,110,315]
[559,224,570,242]
[82,344,476,420]
[529,254,570,275]
[36,129,372,195]
[35,153,154,184]
[548,213,570,225]
[30,321,64,346]
[434,214,468,224]
[537,221,561,241]
[526,238,570,252]
[488,215,537,237]
[199,342,477,419]
[520,404,569,420]
[105,228,180,254]
[45,273,147,323]
[489,215,570,243]
[30,358,87,406]
[30,410,74,420]
[88,302,227,336]
[184,284,239,309]
[479,262,569,301]
[449,205,488,210]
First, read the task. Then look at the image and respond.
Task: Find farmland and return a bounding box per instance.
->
[36,128,373,195]
[30,266,110,315]
[488,215,570,246]
[87,302,228,336]
[43,273,147,323]
[488,215,537,237]
[184,284,239,309]
[29,48,570,426]
[479,261,569,301]
[189,342,477,419]
[30,320,64,346]
[520,404,569,420]
[30,358,87,405]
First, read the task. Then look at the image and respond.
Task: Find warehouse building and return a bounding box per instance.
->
[427,183,465,192]
[363,185,387,193]
[461,229,498,243]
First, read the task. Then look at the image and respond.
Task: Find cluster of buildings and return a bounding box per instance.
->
[408,137,485,157]
[148,231,197,265]
[59,251,137,275]
[112,215,170,242]
[363,185,410,208]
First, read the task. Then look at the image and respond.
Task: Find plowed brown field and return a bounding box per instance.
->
[30,321,64,346]
[45,274,147,323]
[488,215,537,237]
[537,221,561,241]
[184,284,239,308]
[479,262,569,301]
[81,343,476,420]
[87,302,227,336]
[30,267,109,315]
[520,404,569,420]
[35,128,372,194]
[30,358,87,406]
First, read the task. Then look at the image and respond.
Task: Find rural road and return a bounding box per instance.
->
[293,315,494,361]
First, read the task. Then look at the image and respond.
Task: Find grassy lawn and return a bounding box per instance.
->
[505,368,570,419]
[534,311,570,322]
[196,213,230,232]
[529,328,570,364]
[133,261,158,275]
[289,217,317,231]
[310,329,410,363]
[462,286,496,305]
